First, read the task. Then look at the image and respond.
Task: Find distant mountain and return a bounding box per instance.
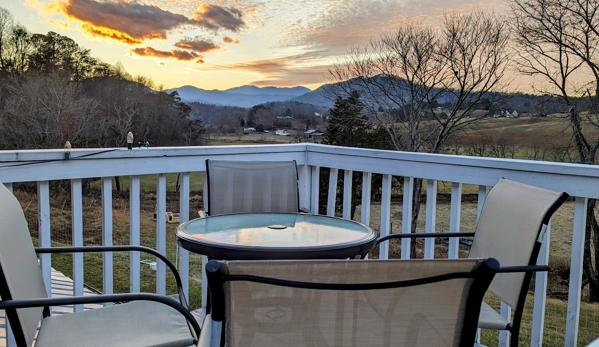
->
[165,85,312,108]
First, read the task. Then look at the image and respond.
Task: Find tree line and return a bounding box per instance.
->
[0,7,203,150]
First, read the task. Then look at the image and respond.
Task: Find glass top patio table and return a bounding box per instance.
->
[176,212,377,260]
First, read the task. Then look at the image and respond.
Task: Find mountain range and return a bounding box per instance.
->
[165,85,330,108]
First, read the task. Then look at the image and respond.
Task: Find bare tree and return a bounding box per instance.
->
[511,0,599,301]
[0,7,14,70]
[0,70,99,149]
[327,9,510,239]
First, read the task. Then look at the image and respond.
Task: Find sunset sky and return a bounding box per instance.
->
[7,0,511,91]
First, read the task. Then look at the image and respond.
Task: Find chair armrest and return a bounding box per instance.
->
[496,265,550,273]
[34,245,188,308]
[0,292,201,340]
[198,210,207,218]
[376,232,476,245]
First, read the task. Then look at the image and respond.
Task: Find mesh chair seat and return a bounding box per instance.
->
[375,178,569,346]
[478,302,510,330]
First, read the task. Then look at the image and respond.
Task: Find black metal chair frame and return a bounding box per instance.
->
[205,258,501,347]
[375,190,568,347]
[0,245,201,347]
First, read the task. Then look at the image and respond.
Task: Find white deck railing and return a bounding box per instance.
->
[1,143,598,347]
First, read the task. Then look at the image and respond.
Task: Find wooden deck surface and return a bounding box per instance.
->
[0,268,105,347]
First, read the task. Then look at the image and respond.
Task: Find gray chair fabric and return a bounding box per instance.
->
[0,183,199,347]
[586,337,599,347]
[205,258,499,347]
[468,178,568,338]
[374,178,568,346]
[36,301,194,347]
[205,160,301,215]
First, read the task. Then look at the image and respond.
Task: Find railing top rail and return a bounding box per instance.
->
[305,144,599,198]
[1,143,599,198]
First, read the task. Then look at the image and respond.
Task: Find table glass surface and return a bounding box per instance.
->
[178,213,373,249]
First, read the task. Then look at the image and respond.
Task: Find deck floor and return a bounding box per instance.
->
[0,268,105,347]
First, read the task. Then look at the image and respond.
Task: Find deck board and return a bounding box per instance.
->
[0,268,105,347]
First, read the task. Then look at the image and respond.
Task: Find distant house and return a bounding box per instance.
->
[303,129,324,142]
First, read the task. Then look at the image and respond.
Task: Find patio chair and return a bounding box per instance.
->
[587,337,599,347]
[0,183,202,347]
[200,159,309,217]
[375,178,569,347]
[203,257,499,347]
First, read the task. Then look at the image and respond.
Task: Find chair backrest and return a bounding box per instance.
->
[205,160,300,215]
[468,178,568,308]
[0,183,48,347]
[206,258,498,347]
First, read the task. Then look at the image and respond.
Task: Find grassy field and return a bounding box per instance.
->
[13,116,599,346]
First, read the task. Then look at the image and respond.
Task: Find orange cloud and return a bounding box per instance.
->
[131,47,204,64]
[51,0,245,44]
[175,38,219,53]
[223,36,241,44]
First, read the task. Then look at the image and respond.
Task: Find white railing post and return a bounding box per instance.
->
[448,182,462,259]
[179,172,190,301]
[71,179,84,312]
[401,177,414,260]
[310,166,320,214]
[327,168,339,216]
[361,172,372,226]
[424,180,437,259]
[37,181,52,298]
[530,221,551,347]
[378,174,392,260]
[4,183,15,347]
[156,174,167,295]
[564,197,588,347]
[101,177,114,301]
[342,170,352,219]
[297,164,311,212]
[129,175,141,293]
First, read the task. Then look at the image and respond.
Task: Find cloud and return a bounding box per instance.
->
[203,52,331,87]
[175,38,219,53]
[131,46,204,63]
[49,0,245,44]
[192,4,245,32]
[223,36,241,44]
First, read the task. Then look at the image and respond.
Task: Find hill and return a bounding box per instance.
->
[165,85,311,108]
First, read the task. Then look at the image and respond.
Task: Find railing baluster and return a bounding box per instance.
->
[38,181,52,298]
[71,179,84,312]
[343,170,352,219]
[129,175,141,293]
[156,174,167,295]
[101,177,113,303]
[310,166,320,214]
[401,177,414,260]
[179,172,190,301]
[361,172,372,226]
[378,174,392,260]
[424,180,437,259]
[298,164,311,211]
[4,183,15,347]
[531,220,551,347]
[565,197,587,347]
[327,168,338,216]
[448,182,462,259]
